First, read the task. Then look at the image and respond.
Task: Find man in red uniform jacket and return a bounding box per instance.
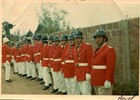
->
[48,35,55,91]
[10,42,17,74]
[51,35,63,93]
[2,37,12,82]
[91,29,116,95]
[63,33,79,95]
[15,43,21,75]
[41,35,52,90]
[74,30,93,95]
[34,34,44,81]
[57,34,68,94]
[26,38,36,80]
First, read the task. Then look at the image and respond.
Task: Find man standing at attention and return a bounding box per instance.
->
[91,29,116,95]
[74,30,93,95]
[2,37,12,82]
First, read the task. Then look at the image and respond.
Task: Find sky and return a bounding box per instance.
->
[1,0,140,35]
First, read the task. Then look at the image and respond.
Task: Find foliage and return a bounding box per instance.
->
[35,3,71,34]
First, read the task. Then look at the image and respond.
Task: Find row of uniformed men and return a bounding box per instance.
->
[2,29,116,95]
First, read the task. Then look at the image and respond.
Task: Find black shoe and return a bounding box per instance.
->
[26,76,32,79]
[6,79,13,83]
[21,74,26,77]
[18,74,21,76]
[55,91,62,94]
[43,86,49,90]
[36,78,43,81]
[61,92,67,95]
[51,89,58,93]
[40,81,45,85]
[13,72,18,74]
[30,77,36,80]
[39,78,43,81]
[49,84,52,86]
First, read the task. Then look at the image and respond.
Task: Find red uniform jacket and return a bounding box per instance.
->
[53,45,63,72]
[91,43,116,86]
[24,44,29,62]
[34,41,43,63]
[63,45,75,78]
[27,44,34,62]
[49,44,55,68]
[41,44,49,67]
[20,45,25,62]
[74,42,93,82]
[11,47,16,59]
[61,44,68,73]
[15,48,21,63]
[2,44,11,63]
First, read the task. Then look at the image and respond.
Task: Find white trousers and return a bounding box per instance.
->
[94,85,113,95]
[53,71,61,90]
[50,68,56,89]
[59,73,67,92]
[43,67,52,86]
[76,74,91,95]
[25,61,29,75]
[14,61,18,73]
[26,62,31,77]
[30,62,37,78]
[36,62,43,79]
[18,62,22,74]
[12,59,18,73]
[65,78,80,95]
[21,62,26,75]
[3,61,11,80]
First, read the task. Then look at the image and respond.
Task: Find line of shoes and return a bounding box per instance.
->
[6,72,67,95]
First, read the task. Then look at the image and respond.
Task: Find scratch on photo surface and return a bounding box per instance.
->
[0,0,4,8]
[9,0,32,23]
[113,0,128,19]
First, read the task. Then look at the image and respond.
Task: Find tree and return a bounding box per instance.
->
[26,30,33,37]
[2,21,15,39]
[35,3,71,34]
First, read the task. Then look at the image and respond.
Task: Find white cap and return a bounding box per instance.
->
[3,37,10,43]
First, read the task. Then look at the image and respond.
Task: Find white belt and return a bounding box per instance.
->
[61,62,65,64]
[92,65,106,69]
[50,58,54,60]
[65,60,74,63]
[78,63,88,66]
[34,53,41,56]
[6,55,10,57]
[17,56,21,57]
[27,55,30,57]
[35,52,41,56]
[43,58,49,60]
[54,58,61,61]
[21,54,25,56]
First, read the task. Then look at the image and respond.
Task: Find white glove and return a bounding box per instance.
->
[11,59,15,63]
[86,73,91,80]
[4,60,10,66]
[104,80,111,88]
[6,60,9,64]
[74,76,77,80]
[39,60,42,63]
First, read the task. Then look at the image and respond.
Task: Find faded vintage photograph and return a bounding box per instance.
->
[1,0,139,99]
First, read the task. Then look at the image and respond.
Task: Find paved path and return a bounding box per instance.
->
[1,66,54,94]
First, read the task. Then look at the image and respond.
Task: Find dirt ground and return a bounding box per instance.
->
[1,66,54,95]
